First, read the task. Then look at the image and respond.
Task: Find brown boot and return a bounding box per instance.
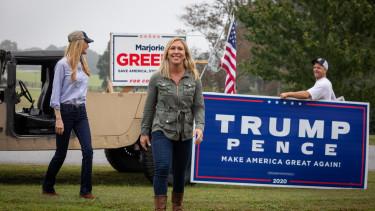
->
[154,195,167,211]
[172,192,184,211]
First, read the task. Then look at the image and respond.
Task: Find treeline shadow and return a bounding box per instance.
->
[0,164,151,186]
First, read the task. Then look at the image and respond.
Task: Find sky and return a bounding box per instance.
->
[0,0,211,54]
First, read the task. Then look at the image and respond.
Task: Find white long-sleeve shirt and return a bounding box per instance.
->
[50,57,89,109]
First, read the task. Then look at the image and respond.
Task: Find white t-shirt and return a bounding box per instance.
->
[307,77,336,101]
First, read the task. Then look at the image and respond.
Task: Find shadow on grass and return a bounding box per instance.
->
[0,164,151,186]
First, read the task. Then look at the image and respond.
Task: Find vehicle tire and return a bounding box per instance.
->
[141,147,192,185]
[104,145,143,172]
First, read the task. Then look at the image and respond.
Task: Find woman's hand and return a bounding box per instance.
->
[140,135,151,151]
[55,118,64,135]
[194,128,203,144]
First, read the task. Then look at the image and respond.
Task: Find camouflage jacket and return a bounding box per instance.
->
[141,70,205,141]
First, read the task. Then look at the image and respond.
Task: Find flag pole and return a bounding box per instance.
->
[221,14,237,94]
[227,14,236,93]
[199,12,234,80]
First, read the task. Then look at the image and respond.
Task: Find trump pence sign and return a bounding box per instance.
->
[110,33,185,86]
[191,93,369,189]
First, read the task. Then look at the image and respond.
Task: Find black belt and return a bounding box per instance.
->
[61,103,85,108]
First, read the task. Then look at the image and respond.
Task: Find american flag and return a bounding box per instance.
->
[221,19,237,94]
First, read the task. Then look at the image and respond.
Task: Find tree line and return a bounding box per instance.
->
[0,40,99,74]
[3,0,374,132]
[177,0,375,133]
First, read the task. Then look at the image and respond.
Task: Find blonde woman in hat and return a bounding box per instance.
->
[42,31,95,199]
[140,37,205,210]
[280,57,336,101]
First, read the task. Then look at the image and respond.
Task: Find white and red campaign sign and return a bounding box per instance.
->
[110,33,185,86]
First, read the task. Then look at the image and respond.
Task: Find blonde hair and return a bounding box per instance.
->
[159,37,199,80]
[64,39,90,81]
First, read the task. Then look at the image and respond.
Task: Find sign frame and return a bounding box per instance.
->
[110,33,185,86]
[191,92,369,189]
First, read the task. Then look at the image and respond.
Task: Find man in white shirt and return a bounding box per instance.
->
[280,58,336,101]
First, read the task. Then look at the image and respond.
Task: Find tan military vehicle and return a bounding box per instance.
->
[0,49,181,182]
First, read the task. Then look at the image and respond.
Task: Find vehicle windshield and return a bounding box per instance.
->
[0,51,8,90]
[15,65,42,111]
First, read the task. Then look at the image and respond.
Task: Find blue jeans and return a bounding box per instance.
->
[43,104,93,195]
[151,130,192,196]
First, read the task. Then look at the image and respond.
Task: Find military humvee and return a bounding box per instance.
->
[0,49,185,183]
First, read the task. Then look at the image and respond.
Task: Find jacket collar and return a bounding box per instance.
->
[182,69,194,79]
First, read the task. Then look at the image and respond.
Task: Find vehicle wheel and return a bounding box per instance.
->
[105,145,143,172]
[141,147,192,185]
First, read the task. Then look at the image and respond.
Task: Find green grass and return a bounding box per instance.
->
[0,164,374,210]
[14,71,104,110]
[370,135,375,145]
[17,71,41,87]
[87,74,103,90]
[16,70,103,90]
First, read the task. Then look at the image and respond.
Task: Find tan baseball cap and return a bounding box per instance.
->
[68,31,94,43]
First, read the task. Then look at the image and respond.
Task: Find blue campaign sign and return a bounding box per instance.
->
[191,93,369,189]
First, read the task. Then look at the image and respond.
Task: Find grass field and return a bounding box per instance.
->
[0,164,374,210]
[15,71,103,110]
[17,71,103,90]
